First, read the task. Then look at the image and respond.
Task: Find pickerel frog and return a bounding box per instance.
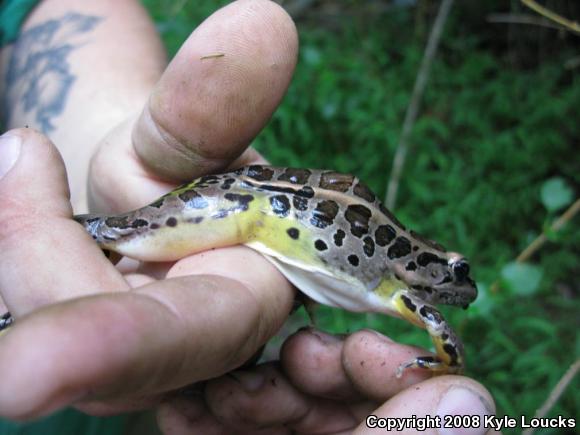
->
[0,165,477,376]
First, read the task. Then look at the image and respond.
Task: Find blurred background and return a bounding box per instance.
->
[2,1,579,434]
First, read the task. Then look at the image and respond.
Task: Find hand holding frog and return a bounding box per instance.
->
[0,0,495,431]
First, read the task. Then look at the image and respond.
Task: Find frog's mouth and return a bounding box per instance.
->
[433,277,478,307]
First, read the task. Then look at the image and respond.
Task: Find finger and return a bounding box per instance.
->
[157,399,226,435]
[0,129,127,316]
[342,330,433,400]
[354,376,496,435]
[0,248,293,419]
[280,329,432,402]
[135,0,297,179]
[89,0,298,211]
[157,397,289,435]
[204,363,363,434]
[280,328,361,401]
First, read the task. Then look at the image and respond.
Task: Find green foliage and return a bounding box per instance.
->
[541,177,574,213]
[142,2,579,433]
[501,262,543,296]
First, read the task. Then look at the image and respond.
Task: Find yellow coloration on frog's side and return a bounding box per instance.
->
[0,166,477,376]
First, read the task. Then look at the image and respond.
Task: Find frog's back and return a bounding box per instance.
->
[233,166,413,286]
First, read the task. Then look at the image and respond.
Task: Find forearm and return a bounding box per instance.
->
[0,0,166,209]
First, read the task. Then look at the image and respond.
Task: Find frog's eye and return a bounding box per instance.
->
[452,260,470,282]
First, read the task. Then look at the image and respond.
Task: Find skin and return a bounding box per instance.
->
[0,0,496,432]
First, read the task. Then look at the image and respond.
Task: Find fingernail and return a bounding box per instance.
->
[309,329,343,345]
[363,329,394,343]
[0,133,21,179]
[229,370,265,392]
[437,387,493,435]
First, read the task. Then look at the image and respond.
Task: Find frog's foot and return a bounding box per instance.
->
[392,290,464,377]
[396,356,463,378]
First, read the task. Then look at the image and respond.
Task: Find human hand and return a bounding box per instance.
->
[157,329,496,434]
[0,0,298,419]
[0,0,496,429]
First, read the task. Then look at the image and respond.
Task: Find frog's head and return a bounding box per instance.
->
[394,249,478,307]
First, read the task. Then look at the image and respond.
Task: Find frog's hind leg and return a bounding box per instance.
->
[392,290,464,377]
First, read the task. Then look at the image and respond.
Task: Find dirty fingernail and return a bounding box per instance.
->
[229,370,265,393]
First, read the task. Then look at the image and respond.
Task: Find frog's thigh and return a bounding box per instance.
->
[392,290,464,376]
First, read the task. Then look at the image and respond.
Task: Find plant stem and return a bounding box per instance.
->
[385,0,453,209]
[522,358,580,435]
[491,198,579,293]
[516,198,580,263]
[521,0,580,34]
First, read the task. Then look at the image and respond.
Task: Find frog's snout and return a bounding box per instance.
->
[444,254,478,305]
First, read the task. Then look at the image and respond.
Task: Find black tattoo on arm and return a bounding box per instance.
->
[2,13,102,133]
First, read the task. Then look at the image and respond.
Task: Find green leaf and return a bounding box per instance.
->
[540,177,574,212]
[500,262,543,296]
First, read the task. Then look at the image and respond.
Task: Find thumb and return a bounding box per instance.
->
[133,0,297,180]
[88,0,297,212]
[0,129,127,316]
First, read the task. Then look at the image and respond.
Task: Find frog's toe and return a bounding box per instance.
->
[396,356,463,378]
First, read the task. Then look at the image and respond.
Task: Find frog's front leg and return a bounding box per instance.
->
[391,290,464,377]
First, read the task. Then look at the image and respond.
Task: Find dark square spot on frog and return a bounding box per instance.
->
[363,236,375,257]
[319,171,354,192]
[105,216,131,229]
[443,343,458,363]
[287,227,300,240]
[387,236,412,259]
[220,178,236,190]
[333,229,346,247]
[417,252,447,267]
[348,254,360,266]
[310,200,339,229]
[247,165,274,181]
[293,196,309,211]
[225,193,255,212]
[419,305,442,323]
[375,224,396,247]
[278,168,312,184]
[401,295,416,312]
[353,181,376,202]
[150,223,160,229]
[345,204,372,238]
[270,195,291,217]
[166,217,178,227]
[315,239,328,251]
[131,218,149,228]
[406,261,417,271]
[179,190,209,209]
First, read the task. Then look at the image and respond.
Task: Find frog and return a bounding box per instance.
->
[0,165,477,376]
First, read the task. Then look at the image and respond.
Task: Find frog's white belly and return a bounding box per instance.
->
[245,241,397,315]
